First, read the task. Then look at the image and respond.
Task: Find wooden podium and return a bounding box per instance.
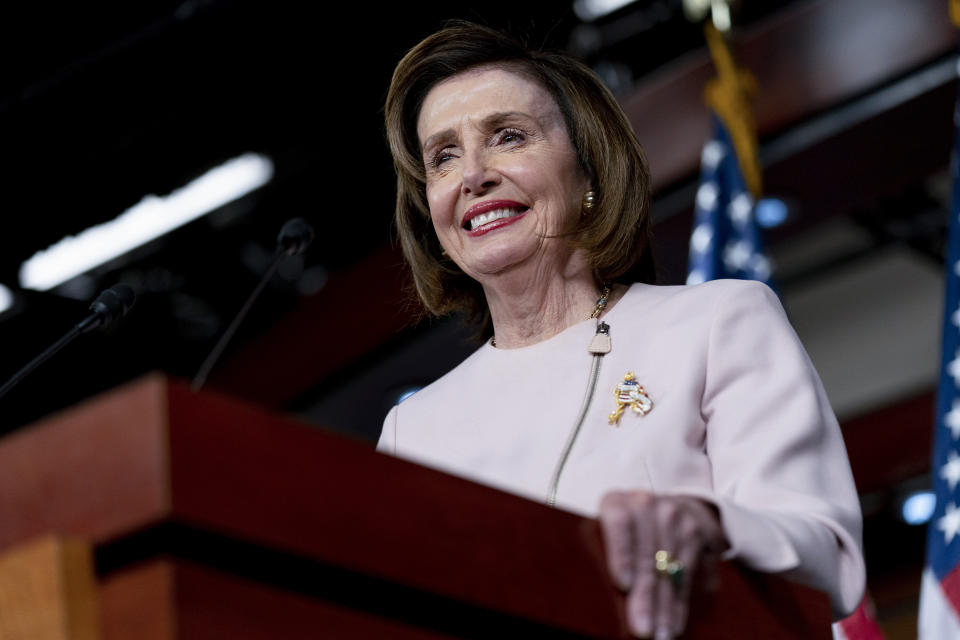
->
[0,374,831,639]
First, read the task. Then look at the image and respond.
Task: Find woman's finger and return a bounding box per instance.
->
[625,491,657,637]
[660,497,728,637]
[682,498,727,595]
[666,505,703,637]
[651,498,687,639]
[599,491,638,590]
[700,544,721,593]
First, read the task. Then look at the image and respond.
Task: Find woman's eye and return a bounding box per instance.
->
[431,149,456,167]
[496,128,525,145]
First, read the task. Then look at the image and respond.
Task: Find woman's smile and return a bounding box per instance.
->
[462,199,530,235]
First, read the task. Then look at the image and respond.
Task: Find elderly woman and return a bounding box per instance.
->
[377,21,864,638]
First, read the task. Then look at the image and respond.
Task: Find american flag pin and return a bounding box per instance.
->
[608,372,653,426]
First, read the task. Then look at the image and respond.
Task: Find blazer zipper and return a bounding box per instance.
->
[546,321,610,507]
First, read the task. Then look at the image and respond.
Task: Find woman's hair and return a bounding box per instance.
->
[385,21,654,329]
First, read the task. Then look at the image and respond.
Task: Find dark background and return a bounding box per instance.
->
[0,2,951,634]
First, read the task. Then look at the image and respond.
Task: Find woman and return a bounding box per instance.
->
[378,21,864,638]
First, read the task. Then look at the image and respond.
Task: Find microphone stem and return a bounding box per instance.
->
[191,250,286,391]
[0,323,83,400]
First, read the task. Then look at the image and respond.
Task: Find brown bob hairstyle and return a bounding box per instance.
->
[385,21,654,329]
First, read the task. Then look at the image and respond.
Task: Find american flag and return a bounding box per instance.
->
[918,68,960,639]
[686,115,772,287]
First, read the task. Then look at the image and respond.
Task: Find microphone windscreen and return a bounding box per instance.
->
[89,283,136,327]
[277,218,315,256]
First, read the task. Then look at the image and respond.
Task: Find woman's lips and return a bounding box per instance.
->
[466,210,528,237]
[462,200,529,236]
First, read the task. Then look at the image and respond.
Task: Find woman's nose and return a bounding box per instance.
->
[461,149,500,195]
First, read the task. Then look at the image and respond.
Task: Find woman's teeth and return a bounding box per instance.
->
[469,208,522,231]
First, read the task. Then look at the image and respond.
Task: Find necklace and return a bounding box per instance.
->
[491,282,612,347]
[589,282,613,319]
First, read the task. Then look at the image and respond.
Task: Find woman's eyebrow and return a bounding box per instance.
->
[421,129,455,153]
[482,111,535,128]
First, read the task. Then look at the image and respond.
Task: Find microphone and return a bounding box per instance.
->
[277,217,315,257]
[0,283,137,400]
[190,218,315,391]
[78,283,137,333]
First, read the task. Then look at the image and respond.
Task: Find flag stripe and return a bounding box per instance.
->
[943,565,960,615]
[921,568,960,638]
[836,598,885,640]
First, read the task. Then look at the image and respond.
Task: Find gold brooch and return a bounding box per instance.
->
[608,372,653,425]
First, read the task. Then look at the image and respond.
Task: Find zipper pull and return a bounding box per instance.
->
[588,321,611,354]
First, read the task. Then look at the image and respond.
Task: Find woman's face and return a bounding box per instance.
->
[417,67,589,282]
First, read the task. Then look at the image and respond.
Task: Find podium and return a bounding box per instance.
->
[0,374,831,638]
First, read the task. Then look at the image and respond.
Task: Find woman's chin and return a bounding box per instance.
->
[461,246,562,282]
[461,249,530,279]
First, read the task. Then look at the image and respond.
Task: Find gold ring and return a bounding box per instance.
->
[654,550,684,587]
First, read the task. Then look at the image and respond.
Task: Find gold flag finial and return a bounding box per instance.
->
[684,0,732,33]
[702,22,763,198]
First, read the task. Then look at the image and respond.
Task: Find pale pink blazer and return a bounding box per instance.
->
[378,280,865,617]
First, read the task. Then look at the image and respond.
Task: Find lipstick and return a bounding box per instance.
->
[462,200,529,236]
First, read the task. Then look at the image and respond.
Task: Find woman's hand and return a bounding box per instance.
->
[598,491,728,639]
